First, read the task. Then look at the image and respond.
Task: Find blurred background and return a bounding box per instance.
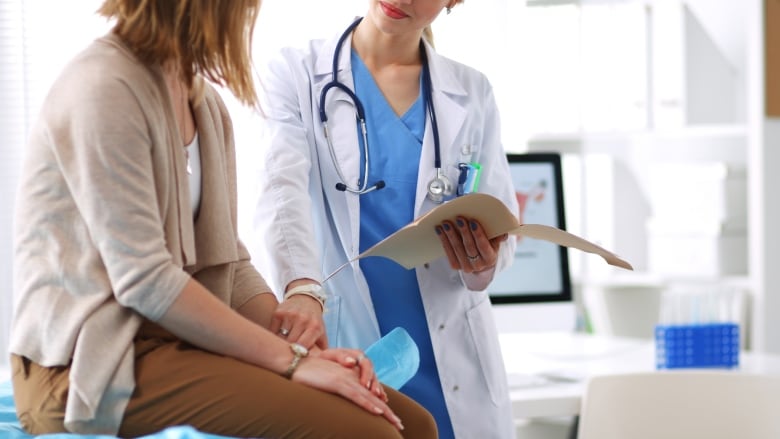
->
[1,0,778,376]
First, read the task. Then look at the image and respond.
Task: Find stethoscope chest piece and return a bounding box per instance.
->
[427,169,453,204]
[323,17,451,202]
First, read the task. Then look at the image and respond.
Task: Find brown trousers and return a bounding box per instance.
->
[11,323,437,439]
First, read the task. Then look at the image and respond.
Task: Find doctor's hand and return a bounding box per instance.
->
[436,216,507,274]
[271,291,328,350]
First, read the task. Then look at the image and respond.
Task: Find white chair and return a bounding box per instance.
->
[577,370,780,439]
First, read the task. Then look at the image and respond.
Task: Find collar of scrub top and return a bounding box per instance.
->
[318,17,453,203]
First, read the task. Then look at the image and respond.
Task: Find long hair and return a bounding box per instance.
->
[98,0,261,107]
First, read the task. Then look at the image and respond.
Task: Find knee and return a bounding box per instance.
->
[400,405,437,439]
[385,389,437,439]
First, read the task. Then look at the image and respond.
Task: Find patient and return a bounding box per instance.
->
[8,1,435,438]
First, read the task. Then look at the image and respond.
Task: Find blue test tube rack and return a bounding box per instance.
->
[655,323,740,369]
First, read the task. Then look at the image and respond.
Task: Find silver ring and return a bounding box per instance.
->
[467,254,479,261]
[279,328,290,337]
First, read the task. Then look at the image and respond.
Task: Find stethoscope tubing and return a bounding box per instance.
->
[318,17,450,201]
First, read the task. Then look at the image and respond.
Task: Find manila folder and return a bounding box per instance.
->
[357,193,633,271]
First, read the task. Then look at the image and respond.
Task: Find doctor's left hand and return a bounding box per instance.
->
[436,216,507,274]
[271,286,328,350]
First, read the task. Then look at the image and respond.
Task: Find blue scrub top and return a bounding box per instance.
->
[352,50,455,439]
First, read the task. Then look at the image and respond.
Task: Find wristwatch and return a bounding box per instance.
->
[284,284,327,309]
[283,342,309,379]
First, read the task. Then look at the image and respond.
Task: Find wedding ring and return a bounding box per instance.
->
[467,254,480,261]
[279,328,290,337]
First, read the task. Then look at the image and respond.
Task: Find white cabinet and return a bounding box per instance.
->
[519,0,753,347]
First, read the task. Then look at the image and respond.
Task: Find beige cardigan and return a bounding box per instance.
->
[10,33,270,434]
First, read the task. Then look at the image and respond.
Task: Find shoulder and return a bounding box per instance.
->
[264,37,330,79]
[427,47,495,101]
[44,34,163,123]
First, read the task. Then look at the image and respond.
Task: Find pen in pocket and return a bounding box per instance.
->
[457,162,482,196]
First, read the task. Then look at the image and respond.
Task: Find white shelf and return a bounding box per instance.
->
[526,124,747,163]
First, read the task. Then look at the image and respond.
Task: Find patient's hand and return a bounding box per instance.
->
[293,349,399,429]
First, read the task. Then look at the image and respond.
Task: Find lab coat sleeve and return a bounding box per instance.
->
[252,49,325,294]
[46,71,189,321]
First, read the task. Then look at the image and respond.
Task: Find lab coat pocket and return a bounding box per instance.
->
[466,297,509,407]
[323,294,342,347]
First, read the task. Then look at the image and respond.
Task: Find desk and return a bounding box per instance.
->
[499,331,780,420]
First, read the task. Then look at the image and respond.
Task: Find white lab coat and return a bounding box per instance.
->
[253,23,518,439]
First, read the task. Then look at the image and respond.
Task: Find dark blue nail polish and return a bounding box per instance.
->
[470,221,478,230]
[456,218,465,228]
[443,223,451,231]
[435,227,442,235]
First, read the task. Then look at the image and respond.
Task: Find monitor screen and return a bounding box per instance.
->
[488,152,572,304]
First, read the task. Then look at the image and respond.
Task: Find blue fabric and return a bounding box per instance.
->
[365,327,420,390]
[352,50,455,439]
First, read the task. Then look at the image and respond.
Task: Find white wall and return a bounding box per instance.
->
[2,0,779,368]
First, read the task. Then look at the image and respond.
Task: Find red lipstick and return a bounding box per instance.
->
[379,2,409,19]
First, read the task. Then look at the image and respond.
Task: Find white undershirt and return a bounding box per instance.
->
[186,134,202,217]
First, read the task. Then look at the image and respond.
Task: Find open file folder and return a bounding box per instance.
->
[353,193,633,271]
[324,193,632,282]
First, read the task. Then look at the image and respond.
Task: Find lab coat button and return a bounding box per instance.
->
[452,385,459,391]
[438,324,445,330]
[424,263,430,269]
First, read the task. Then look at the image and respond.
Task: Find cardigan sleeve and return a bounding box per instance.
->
[48,67,188,321]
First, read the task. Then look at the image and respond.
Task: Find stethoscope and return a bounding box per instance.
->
[318,17,453,204]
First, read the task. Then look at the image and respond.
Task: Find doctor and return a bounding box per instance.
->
[253,1,518,438]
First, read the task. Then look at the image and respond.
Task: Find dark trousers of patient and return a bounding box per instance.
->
[10,322,437,439]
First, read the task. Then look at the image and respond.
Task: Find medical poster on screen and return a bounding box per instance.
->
[489,162,563,296]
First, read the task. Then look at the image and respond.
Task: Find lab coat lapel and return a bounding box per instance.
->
[414,42,468,217]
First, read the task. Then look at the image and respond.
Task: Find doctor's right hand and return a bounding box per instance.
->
[271,281,328,349]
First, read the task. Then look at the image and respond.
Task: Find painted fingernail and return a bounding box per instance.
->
[443,223,451,231]
[470,220,478,230]
[435,227,442,235]
[456,218,465,227]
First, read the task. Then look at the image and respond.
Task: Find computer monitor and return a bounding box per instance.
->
[489,152,577,333]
